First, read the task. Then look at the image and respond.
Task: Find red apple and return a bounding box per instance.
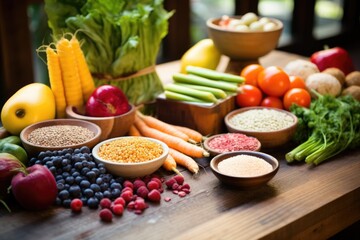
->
[0,153,23,199]
[310,46,355,75]
[11,164,57,210]
[85,85,130,117]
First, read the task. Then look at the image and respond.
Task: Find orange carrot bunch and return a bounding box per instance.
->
[129,112,207,174]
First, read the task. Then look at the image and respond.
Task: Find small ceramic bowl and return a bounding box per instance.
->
[65,104,136,141]
[203,133,261,157]
[224,107,298,148]
[207,16,283,60]
[92,136,169,178]
[20,119,101,157]
[210,150,279,189]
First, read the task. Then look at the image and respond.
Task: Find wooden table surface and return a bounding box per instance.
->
[1,51,359,240]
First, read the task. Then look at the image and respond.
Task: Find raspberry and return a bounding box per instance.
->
[127,201,135,209]
[171,183,179,190]
[121,186,133,193]
[164,197,171,202]
[112,204,124,216]
[181,183,190,190]
[133,179,146,191]
[165,178,176,189]
[136,186,149,199]
[99,209,113,222]
[99,198,112,209]
[178,191,187,197]
[120,190,133,202]
[134,198,147,211]
[70,198,83,212]
[147,180,160,190]
[113,197,126,206]
[123,180,133,189]
[151,177,162,186]
[147,189,161,202]
[182,188,191,194]
[173,175,184,185]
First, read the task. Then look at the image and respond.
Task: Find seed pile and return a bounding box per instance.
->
[28,125,95,147]
[98,138,163,163]
[207,133,260,152]
[229,109,294,132]
[218,154,273,177]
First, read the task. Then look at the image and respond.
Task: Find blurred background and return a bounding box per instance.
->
[0,0,359,106]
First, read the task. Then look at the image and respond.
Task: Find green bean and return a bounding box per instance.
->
[186,65,245,83]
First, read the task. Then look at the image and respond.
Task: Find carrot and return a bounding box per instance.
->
[162,154,182,175]
[46,46,67,118]
[128,124,141,136]
[70,35,96,102]
[134,115,209,158]
[56,37,83,109]
[169,148,199,174]
[172,125,204,143]
[137,112,190,142]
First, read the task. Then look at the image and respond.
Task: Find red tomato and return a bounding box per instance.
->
[283,88,311,110]
[240,64,264,87]
[236,84,263,107]
[257,66,290,97]
[260,96,284,109]
[289,75,306,89]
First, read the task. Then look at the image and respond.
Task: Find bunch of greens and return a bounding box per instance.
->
[286,91,360,165]
[44,0,173,105]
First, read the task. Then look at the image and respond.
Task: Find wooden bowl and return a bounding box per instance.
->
[210,150,279,189]
[224,107,298,148]
[92,136,169,178]
[203,133,261,157]
[207,16,283,60]
[20,119,101,157]
[66,104,136,141]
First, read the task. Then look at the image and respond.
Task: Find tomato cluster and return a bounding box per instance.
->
[237,64,311,110]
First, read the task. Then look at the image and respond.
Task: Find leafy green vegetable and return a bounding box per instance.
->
[286,91,360,165]
[44,0,173,105]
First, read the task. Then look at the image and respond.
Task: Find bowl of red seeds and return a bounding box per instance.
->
[203,133,261,156]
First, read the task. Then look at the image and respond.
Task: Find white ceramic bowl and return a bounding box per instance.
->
[92,136,169,178]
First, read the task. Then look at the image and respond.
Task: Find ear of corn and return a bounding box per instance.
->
[70,36,95,103]
[46,46,67,118]
[56,37,84,110]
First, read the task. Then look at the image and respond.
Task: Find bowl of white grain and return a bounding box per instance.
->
[210,150,279,189]
[225,106,298,148]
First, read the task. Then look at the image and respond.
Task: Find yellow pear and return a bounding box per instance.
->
[1,83,56,135]
[180,39,221,73]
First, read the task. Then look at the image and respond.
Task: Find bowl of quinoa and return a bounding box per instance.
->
[225,107,298,148]
[20,119,102,156]
[204,133,261,156]
[210,150,279,188]
[92,136,169,178]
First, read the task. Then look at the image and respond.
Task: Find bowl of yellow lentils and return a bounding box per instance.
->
[92,136,169,178]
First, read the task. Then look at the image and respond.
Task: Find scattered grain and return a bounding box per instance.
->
[218,154,273,177]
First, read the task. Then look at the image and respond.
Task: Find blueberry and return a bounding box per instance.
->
[81,167,90,175]
[62,199,72,208]
[81,197,88,206]
[90,184,101,192]
[57,178,65,184]
[82,161,89,168]
[52,156,62,167]
[62,172,70,178]
[88,162,95,169]
[74,162,83,170]
[58,190,70,200]
[62,165,72,172]
[86,171,96,180]
[75,176,83,184]
[110,182,122,190]
[37,152,46,160]
[94,192,103,200]
[43,156,52,163]
[98,167,106,174]
[96,178,103,185]
[49,166,57,175]
[35,160,42,165]
[111,188,121,199]
[72,171,80,178]
[55,173,64,181]
[65,176,75,185]
[91,168,100,177]
[69,185,81,198]
[103,190,112,199]
[55,197,62,206]
[74,148,81,154]
[80,146,90,154]
[62,159,69,166]
[80,180,91,189]
[83,188,94,198]
[87,197,99,209]
[57,182,65,191]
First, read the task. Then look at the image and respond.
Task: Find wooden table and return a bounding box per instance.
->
[1,51,360,240]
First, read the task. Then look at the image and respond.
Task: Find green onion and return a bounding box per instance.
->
[186,65,245,83]
[164,91,208,103]
[174,83,227,99]
[173,73,240,93]
[164,84,218,103]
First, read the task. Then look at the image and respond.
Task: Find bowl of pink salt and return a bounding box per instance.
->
[203,133,261,157]
[210,150,279,189]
